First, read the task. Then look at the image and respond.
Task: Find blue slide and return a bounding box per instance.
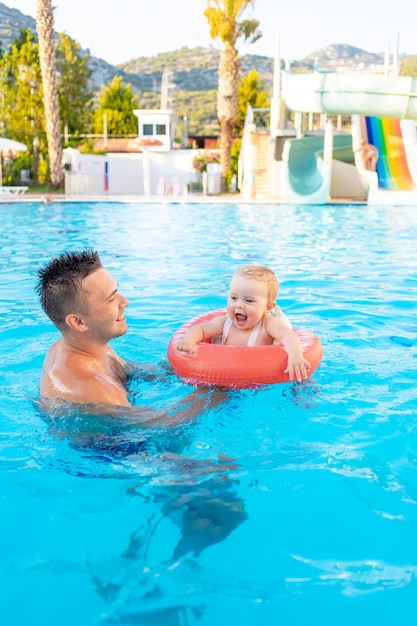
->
[282,134,354,204]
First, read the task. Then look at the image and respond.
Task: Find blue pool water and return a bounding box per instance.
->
[1,200,417,625]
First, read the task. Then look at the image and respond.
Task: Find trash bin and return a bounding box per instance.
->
[207,163,221,194]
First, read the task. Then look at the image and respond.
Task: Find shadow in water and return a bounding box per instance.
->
[128,461,248,561]
[89,456,248,624]
[36,396,248,623]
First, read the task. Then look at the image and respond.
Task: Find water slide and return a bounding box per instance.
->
[356,115,415,190]
[281,73,417,204]
[282,133,358,204]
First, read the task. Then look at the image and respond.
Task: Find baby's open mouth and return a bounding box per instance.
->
[236,313,247,322]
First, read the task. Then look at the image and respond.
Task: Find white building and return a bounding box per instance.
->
[133,109,174,152]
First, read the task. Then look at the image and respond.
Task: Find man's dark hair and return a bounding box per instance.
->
[35,249,102,330]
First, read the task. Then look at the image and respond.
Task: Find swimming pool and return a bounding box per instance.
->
[1,200,417,625]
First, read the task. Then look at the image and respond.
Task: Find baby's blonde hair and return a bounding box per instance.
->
[234,264,278,303]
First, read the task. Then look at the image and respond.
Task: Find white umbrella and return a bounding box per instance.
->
[0,137,28,185]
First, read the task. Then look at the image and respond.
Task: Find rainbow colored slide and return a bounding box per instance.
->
[361,116,415,190]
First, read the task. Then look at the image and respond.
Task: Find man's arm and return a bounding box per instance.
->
[39,383,228,427]
[40,341,228,421]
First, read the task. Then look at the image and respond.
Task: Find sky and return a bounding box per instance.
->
[4,0,416,65]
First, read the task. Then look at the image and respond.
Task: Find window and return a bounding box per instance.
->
[156,124,166,136]
[142,124,153,136]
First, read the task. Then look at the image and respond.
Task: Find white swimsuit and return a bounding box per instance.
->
[220,306,292,346]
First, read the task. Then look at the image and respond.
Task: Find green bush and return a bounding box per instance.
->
[192,151,220,173]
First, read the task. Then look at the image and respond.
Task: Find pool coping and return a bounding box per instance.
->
[0,192,367,205]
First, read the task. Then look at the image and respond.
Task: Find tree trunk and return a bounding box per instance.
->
[36,0,63,187]
[217,45,240,190]
[219,117,234,188]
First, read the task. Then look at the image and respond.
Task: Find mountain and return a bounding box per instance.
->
[0,2,33,50]
[0,1,128,90]
[303,43,385,69]
[1,1,409,87]
[0,2,414,134]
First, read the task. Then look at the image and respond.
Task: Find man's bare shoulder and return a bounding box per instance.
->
[40,339,129,406]
[41,339,97,378]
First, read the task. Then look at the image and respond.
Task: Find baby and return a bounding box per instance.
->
[176,264,311,382]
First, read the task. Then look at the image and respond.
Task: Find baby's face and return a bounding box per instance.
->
[227,275,271,330]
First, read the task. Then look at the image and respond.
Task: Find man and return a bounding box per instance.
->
[36,249,131,406]
[36,248,225,424]
[36,249,226,425]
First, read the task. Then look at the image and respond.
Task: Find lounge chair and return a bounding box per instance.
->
[0,186,28,197]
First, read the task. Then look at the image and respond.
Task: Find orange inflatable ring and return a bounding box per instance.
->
[167,309,323,389]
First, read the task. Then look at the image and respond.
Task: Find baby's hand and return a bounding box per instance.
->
[176,339,197,353]
[284,353,311,382]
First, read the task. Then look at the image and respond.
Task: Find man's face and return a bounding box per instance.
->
[79,268,129,342]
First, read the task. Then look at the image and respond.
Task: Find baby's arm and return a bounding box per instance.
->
[176,315,226,353]
[265,317,311,382]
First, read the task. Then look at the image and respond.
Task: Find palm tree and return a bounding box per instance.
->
[36,0,63,187]
[204,0,261,189]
